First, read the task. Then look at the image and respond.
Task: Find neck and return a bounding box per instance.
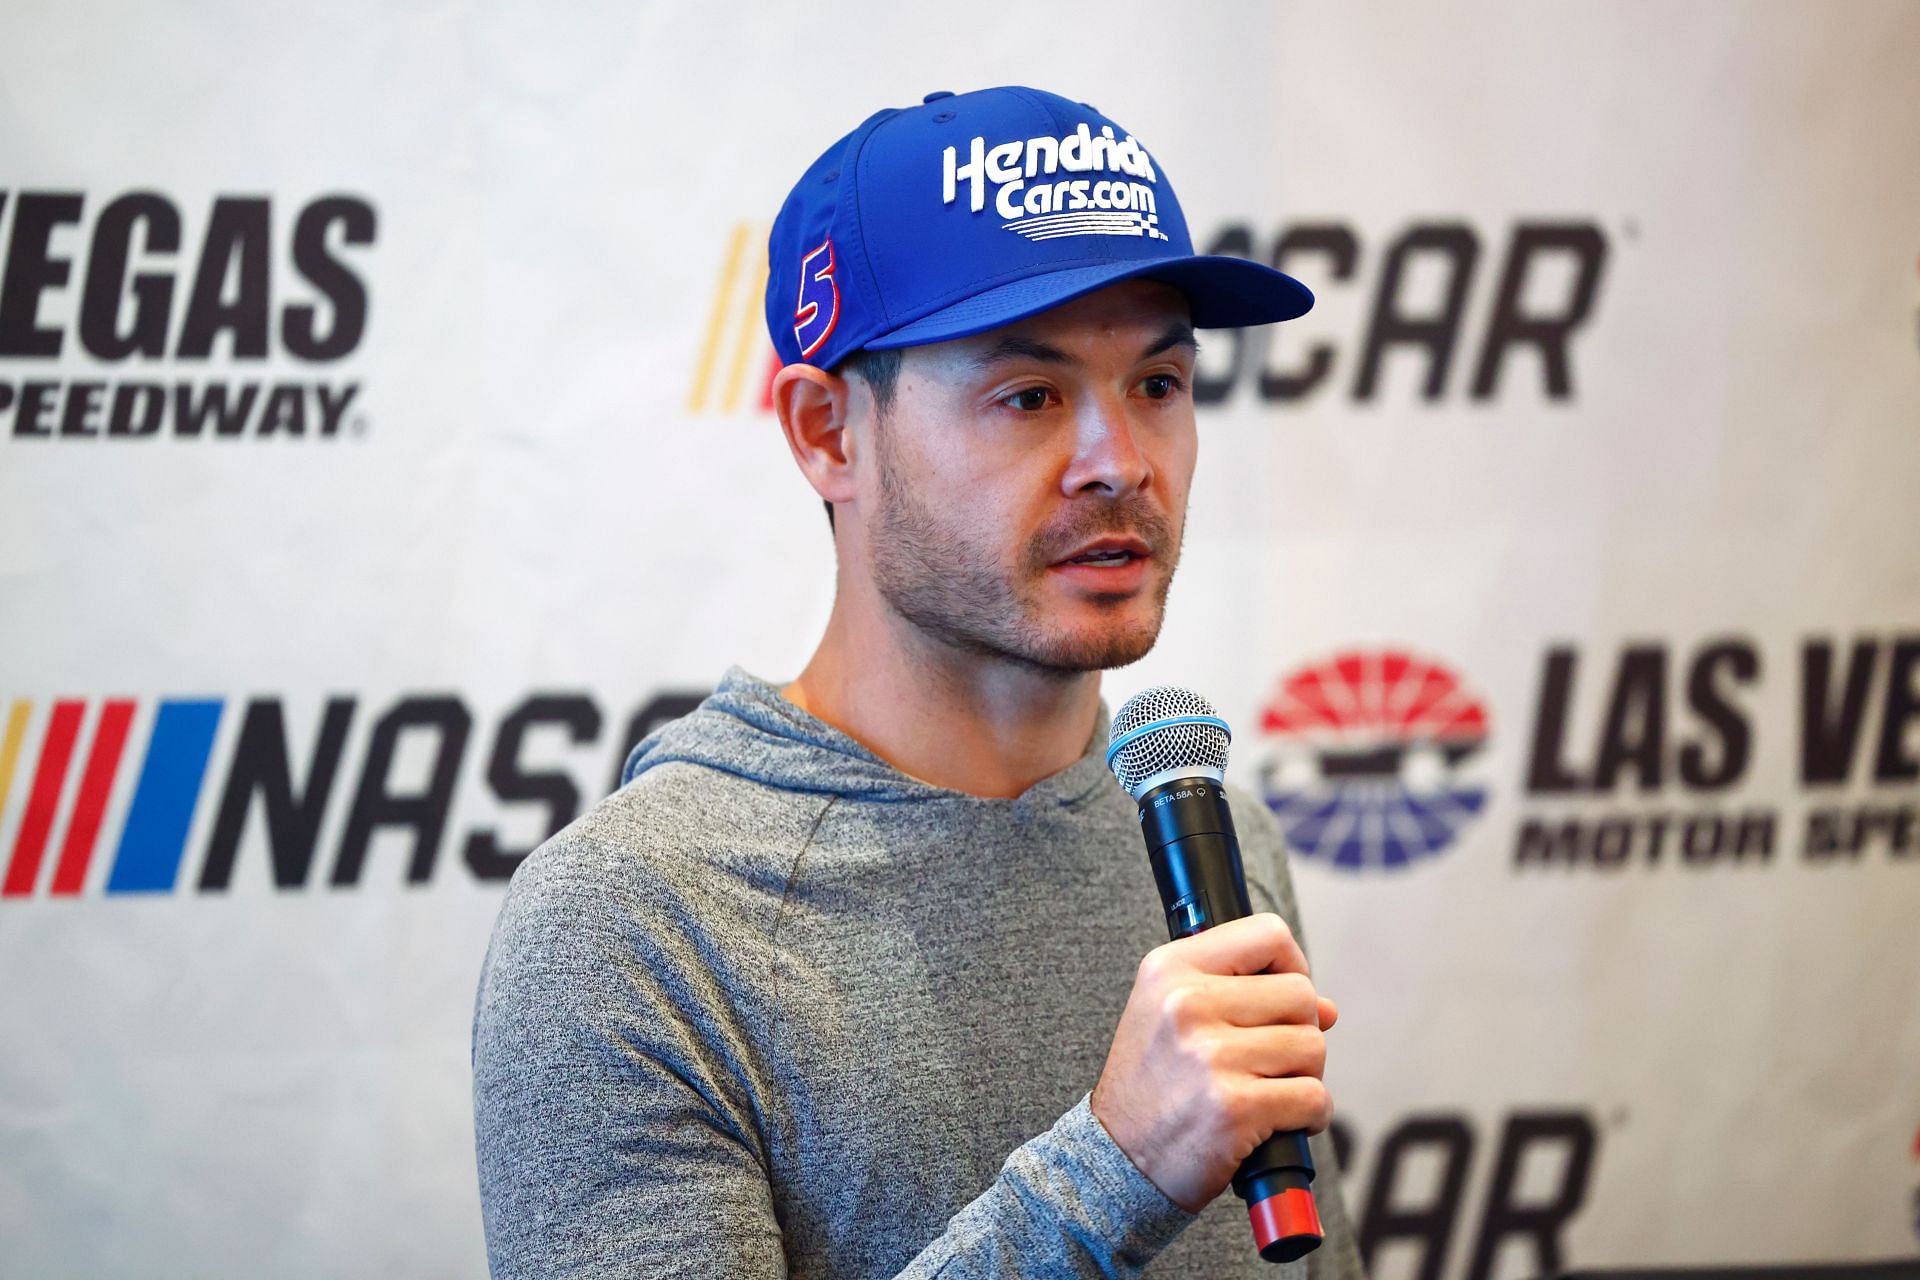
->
[782,582,1103,800]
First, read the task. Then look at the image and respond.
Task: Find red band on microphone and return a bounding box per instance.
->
[1248,1187,1322,1261]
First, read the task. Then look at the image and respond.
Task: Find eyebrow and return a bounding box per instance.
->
[1142,322,1200,360]
[967,321,1199,373]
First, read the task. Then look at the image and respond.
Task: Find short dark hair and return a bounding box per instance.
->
[820,347,904,532]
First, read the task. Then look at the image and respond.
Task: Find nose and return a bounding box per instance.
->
[1060,391,1152,499]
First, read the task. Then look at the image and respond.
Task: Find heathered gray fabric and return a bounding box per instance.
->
[472,665,1366,1279]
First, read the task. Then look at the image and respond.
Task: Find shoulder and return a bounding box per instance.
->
[480,760,834,1008]
[507,759,830,923]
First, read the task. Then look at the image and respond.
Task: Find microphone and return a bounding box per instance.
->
[1105,686,1323,1265]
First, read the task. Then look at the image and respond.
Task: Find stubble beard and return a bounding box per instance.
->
[867,422,1182,677]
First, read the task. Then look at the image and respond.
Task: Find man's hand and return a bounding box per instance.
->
[1088,913,1338,1213]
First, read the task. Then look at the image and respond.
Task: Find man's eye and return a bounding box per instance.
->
[1140,373,1186,400]
[1004,387,1053,412]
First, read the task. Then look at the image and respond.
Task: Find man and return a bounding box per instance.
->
[473,86,1364,1278]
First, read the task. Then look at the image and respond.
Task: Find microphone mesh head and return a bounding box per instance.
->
[1107,686,1232,797]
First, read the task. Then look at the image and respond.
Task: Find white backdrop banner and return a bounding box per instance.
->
[2,2,1916,1277]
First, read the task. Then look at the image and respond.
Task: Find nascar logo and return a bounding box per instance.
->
[0,697,217,895]
[0,689,702,897]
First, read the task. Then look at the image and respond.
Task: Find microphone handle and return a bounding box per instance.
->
[1137,777,1324,1265]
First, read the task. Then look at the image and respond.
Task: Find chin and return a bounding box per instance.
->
[1026,618,1163,673]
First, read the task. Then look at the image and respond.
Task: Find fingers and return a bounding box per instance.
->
[1167,912,1308,979]
[1243,1075,1337,1135]
[1140,915,1329,1032]
[1193,1022,1328,1081]
[1201,970,1321,1028]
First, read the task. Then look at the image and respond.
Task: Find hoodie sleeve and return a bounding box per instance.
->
[472,831,1201,1280]
[888,1093,1199,1275]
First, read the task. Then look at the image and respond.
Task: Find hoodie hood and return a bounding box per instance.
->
[620,666,1117,810]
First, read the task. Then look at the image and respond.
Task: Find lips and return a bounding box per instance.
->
[1053,536,1151,566]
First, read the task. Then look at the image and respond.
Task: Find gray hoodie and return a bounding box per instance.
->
[472,666,1364,1279]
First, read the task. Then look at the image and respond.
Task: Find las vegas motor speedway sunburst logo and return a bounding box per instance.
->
[1254,649,1491,871]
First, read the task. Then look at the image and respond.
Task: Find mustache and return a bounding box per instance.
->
[1028,501,1177,569]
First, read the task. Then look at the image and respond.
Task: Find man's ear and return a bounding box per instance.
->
[772,364,860,510]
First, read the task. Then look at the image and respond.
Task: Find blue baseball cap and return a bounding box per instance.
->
[764,85,1314,371]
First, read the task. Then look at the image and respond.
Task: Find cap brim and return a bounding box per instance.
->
[861,255,1313,351]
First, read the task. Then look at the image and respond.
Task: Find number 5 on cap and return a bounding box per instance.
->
[793,238,839,361]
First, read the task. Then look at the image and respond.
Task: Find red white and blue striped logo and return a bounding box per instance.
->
[1253,650,1491,872]
[0,698,221,896]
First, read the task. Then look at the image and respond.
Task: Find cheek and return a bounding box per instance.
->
[903,455,1017,550]
[1154,427,1199,507]
[932,451,1044,541]
[957,492,1025,557]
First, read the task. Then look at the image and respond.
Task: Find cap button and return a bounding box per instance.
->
[922,90,955,103]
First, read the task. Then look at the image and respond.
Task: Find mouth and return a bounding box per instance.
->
[1051,536,1152,569]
